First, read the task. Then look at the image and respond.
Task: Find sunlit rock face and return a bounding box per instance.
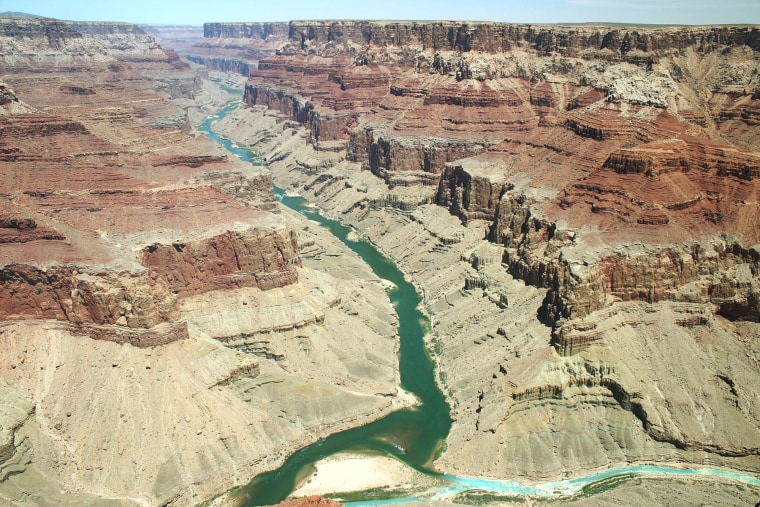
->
[0,16,406,506]
[0,17,300,344]
[227,19,760,482]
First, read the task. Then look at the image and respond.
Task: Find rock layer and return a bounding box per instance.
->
[0,16,408,507]
[141,226,301,296]
[184,22,290,76]
[215,18,760,488]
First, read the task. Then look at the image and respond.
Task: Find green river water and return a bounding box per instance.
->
[199,100,760,506]
[200,102,451,505]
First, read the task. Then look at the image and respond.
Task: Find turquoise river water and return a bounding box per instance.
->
[200,100,760,506]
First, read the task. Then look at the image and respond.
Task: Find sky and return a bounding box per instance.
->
[0,0,758,26]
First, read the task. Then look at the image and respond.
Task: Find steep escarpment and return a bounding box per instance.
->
[187,55,254,75]
[141,225,301,296]
[288,20,760,54]
[546,239,760,334]
[0,263,187,346]
[0,106,299,341]
[0,16,406,507]
[184,22,290,76]
[204,22,289,39]
[225,19,760,487]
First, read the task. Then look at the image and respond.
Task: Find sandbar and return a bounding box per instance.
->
[292,453,437,499]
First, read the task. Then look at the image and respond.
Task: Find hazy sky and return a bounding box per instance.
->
[1,0,758,26]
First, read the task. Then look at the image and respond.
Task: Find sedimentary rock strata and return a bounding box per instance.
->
[212,19,760,487]
[183,22,290,76]
[0,16,406,506]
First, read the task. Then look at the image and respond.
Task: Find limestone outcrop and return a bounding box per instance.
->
[287,21,760,55]
[216,18,760,488]
[0,16,410,507]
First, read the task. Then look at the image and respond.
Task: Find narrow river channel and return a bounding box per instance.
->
[200,101,451,505]
[199,99,760,506]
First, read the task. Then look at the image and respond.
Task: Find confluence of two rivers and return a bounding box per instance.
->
[200,100,760,506]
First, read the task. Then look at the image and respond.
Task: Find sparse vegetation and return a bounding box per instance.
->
[578,473,636,496]
[451,490,528,504]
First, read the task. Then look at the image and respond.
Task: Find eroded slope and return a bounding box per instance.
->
[213,20,760,483]
[0,17,405,505]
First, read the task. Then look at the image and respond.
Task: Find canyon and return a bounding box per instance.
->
[182,23,289,77]
[0,13,759,507]
[212,19,760,499]
[0,16,408,506]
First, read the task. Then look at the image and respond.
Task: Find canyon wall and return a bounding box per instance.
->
[227,18,760,485]
[183,22,290,76]
[186,55,253,75]
[2,13,758,505]
[141,226,301,296]
[204,22,289,39]
[0,16,306,360]
[288,20,760,55]
[0,16,409,507]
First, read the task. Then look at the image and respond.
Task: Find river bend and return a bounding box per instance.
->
[200,100,760,506]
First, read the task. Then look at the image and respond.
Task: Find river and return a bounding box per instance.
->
[199,100,760,506]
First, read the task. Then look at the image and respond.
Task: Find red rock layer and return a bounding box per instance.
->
[141,227,301,297]
[240,21,760,234]
[0,18,301,345]
[559,137,760,243]
[239,20,760,351]
[0,263,188,346]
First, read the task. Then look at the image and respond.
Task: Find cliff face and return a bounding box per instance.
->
[244,20,760,201]
[546,239,760,354]
[184,22,290,76]
[0,17,301,343]
[236,19,760,483]
[242,18,760,328]
[0,264,188,346]
[0,17,82,46]
[435,160,510,222]
[141,226,301,296]
[0,17,418,507]
[0,17,189,73]
[204,22,289,39]
[186,55,253,75]
[289,20,760,54]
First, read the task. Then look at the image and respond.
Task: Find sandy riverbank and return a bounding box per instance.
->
[292,453,440,500]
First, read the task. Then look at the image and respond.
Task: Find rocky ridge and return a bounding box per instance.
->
[212,18,760,487]
[0,17,406,506]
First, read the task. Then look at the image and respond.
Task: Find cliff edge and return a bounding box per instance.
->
[220,18,760,485]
